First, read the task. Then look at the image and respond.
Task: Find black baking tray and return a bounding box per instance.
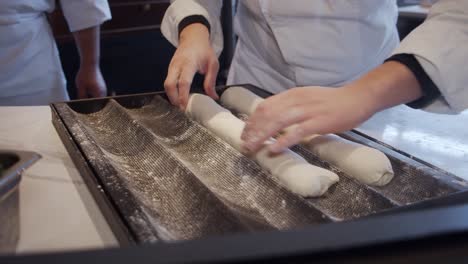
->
[50,84,468,247]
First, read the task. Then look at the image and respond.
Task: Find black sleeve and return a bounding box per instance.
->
[385,54,441,109]
[178,15,211,36]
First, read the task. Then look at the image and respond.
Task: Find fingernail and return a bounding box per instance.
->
[241,127,255,141]
[268,144,282,154]
[240,144,251,155]
[240,129,249,140]
[241,139,251,150]
[240,132,246,140]
[243,134,254,146]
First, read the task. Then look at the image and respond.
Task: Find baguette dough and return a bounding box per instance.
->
[302,134,394,186]
[220,86,394,186]
[221,86,263,116]
[186,93,339,197]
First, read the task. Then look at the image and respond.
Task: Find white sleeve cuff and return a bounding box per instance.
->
[392,0,468,113]
[161,0,224,56]
[60,0,112,32]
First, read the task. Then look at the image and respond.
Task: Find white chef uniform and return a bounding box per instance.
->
[393,0,468,113]
[162,0,468,114]
[0,0,111,106]
[161,0,399,94]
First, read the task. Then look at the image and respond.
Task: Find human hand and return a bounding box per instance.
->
[240,61,424,154]
[76,65,107,99]
[164,23,219,110]
[240,86,377,154]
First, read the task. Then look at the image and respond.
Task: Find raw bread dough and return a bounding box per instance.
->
[220,86,394,186]
[186,93,339,197]
[302,134,394,186]
[220,86,263,116]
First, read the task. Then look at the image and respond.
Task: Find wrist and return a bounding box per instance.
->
[79,62,99,70]
[346,62,423,114]
[178,15,210,37]
[342,83,380,119]
[386,54,440,109]
[179,23,210,45]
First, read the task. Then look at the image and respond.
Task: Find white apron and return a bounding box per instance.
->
[0,0,111,106]
[227,1,400,93]
[163,0,468,112]
[0,11,68,105]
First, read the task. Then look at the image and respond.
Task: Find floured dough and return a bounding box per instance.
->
[220,86,394,186]
[302,134,394,186]
[186,93,339,197]
[220,86,263,116]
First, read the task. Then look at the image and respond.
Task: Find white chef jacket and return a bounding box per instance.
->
[162,0,468,113]
[162,1,399,94]
[0,0,111,105]
[393,0,468,113]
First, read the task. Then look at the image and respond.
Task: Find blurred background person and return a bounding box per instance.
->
[0,0,111,106]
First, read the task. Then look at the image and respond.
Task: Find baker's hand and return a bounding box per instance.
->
[164,23,219,110]
[76,65,107,99]
[241,86,377,154]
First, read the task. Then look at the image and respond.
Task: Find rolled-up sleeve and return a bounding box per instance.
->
[392,0,468,113]
[60,0,112,32]
[161,0,224,56]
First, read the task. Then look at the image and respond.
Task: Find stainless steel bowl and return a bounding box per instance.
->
[0,151,40,254]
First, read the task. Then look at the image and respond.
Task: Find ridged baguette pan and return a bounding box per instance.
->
[51,84,468,244]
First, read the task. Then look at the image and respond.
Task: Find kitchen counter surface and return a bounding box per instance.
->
[1,103,467,254]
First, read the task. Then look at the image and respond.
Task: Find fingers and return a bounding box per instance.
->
[164,60,182,106]
[99,86,107,97]
[256,88,302,110]
[241,101,310,153]
[77,85,87,99]
[88,87,99,98]
[77,84,106,99]
[203,59,220,100]
[241,108,307,153]
[268,118,332,153]
[239,86,369,155]
[90,84,106,98]
[164,56,204,109]
[178,65,197,110]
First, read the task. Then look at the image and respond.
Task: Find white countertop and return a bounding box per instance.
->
[0,104,467,255]
[0,106,117,255]
[358,106,468,180]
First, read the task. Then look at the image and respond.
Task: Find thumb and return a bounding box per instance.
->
[91,83,107,98]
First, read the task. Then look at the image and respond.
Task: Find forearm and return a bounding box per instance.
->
[72,26,107,98]
[346,61,423,114]
[72,26,101,67]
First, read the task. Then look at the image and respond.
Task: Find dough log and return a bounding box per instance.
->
[186,93,339,197]
[220,86,263,116]
[302,134,394,186]
[220,86,394,186]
